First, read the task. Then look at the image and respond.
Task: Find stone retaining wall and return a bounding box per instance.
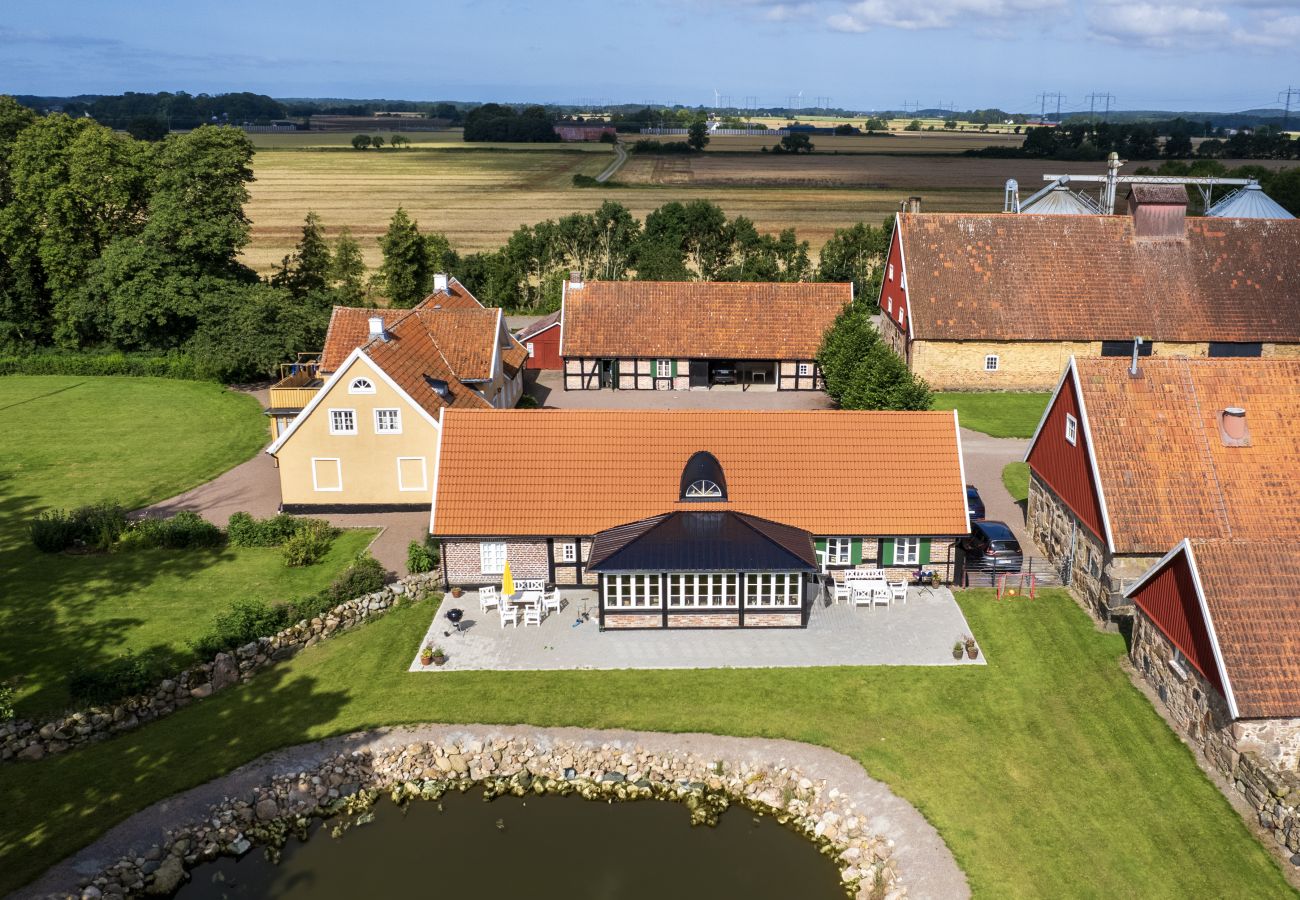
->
[54,736,905,900]
[0,573,442,764]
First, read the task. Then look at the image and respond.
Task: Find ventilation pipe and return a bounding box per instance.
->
[1129,336,1144,377]
[1219,407,1250,447]
[900,196,922,214]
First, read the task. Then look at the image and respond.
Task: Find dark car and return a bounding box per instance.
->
[959,520,1024,573]
[966,484,986,521]
[711,364,737,385]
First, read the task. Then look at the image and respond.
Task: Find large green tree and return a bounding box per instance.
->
[377,207,429,307]
[272,211,333,299]
[817,304,931,411]
[817,219,894,303]
[329,229,367,306]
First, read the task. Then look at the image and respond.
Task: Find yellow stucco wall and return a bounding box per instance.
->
[274,356,440,507]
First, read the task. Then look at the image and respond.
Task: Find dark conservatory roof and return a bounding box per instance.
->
[587,511,818,573]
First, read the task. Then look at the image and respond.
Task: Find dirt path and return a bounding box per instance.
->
[21,725,969,900]
[594,139,628,183]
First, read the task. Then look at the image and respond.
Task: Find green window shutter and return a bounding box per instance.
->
[814,538,827,553]
[919,538,931,565]
[671,360,678,377]
[880,538,894,567]
[851,538,863,565]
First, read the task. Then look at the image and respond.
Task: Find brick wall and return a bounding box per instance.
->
[669,613,740,628]
[604,613,662,629]
[745,612,801,627]
[911,340,1096,391]
[442,539,548,586]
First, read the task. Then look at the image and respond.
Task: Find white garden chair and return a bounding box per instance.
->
[541,589,562,615]
[872,583,892,609]
[522,603,542,627]
[499,604,519,628]
[832,579,853,605]
[479,586,500,612]
[888,581,908,604]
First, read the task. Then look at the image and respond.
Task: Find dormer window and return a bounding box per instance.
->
[349,377,375,394]
[685,480,723,498]
[679,451,727,502]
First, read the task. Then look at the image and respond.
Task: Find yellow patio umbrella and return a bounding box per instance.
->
[501,559,515,596]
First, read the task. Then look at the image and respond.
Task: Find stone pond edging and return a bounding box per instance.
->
[20,725,970,900]
[0,574,442,764]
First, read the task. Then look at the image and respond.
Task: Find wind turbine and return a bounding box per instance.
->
[714,88,720,110]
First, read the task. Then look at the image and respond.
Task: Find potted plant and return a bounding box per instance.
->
[952,640,964,660]
[450,586,464,599]
[420,645,434,667]
[965,637,980,660]
[431,647,448,667]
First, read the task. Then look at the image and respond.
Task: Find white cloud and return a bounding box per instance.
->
[1086,3,1229,47]
[826,0,1064,31]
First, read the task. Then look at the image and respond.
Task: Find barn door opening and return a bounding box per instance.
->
[689,360,709,388]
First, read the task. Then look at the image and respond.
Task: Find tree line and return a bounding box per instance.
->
[969,123,1300,164]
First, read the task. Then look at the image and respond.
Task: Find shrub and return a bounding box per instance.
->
[0,683,14,722]
[227,511,304,547]
[281,519,337,567]
[407,537,439,574]
[190,599,288,658]
[572,173,599,187]
[0,351,207,380]
[517,393,540,409]
[324,554,387,605]
[122,510,224,550]
[68,651,168,706]
[30,502,127,553]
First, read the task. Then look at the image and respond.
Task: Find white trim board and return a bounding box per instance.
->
[311,457,343,492]
[396,456,429,492]
[953,409,972,534]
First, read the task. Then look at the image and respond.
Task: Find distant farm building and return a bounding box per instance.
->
[553,124,616,142]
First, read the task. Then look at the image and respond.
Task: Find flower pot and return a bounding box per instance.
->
[952,647,964,660]
[450,587,463,598]
[433,656,447,667]
[966,646,979,660]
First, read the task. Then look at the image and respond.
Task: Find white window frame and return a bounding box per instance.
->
[479,541,508,576]
[826,537,852,566]
[745,572,801,609]
[684,479,722,499]
[1065,413,1078,446]
[1169,647,1191,681]
[328,408,357,435]
[526,341,535,358]
[605,574,662,609]
[655,358,672,378]
[310,457,342,492]
[374,408,402,434]
[348,377,375,394]
[667,572,738,609]
[559,541,577,563]
[894,537,921,566]
[396,456,428,492]
[798,362,813,377]
[887,264,894,282]
[984,355,1000,372]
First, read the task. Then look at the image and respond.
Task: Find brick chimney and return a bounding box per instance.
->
[900,196,922,214]
[432,273,449,294]
[569,270,584,289]
[1127,184,1187,240]
[368,316,389,341]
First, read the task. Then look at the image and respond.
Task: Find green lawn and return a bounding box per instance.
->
[0,376,375,715]
[0,590,1290,899]
[1002,461,1030,503]
[932,392,1050,439]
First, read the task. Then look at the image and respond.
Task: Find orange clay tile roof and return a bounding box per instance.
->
[432,409,968,537]
[419,308,500,381]
[415,277,485,311]
[1074,357,1300,554]
[360,312,492,414]
[560,281,852,359]
[1190,540,1300,719]
[897,213,1300,342]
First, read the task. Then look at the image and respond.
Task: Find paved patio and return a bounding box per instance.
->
[410,585,985,671]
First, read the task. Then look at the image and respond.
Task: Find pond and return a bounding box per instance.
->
[174,790,846,899]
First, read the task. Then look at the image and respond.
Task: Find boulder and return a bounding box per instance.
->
[211,654,239,692]
[255,798,279,822]
[17,743,45,761]
[146,856,185,895]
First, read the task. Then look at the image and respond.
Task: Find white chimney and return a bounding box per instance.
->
[368,316,387,341]
[432,273,449,294]
[569,270,584,289]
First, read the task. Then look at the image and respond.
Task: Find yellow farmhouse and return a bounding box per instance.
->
[266,277,526,511]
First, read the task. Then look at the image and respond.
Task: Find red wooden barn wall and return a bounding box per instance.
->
[523,325,562,370]
[1026,368,1109,542]
[879,228,908,333]
[1130,551,1226,695]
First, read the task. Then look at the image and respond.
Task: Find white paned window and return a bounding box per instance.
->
[894,537,920,566]
[667,573,738,608]
[349,378,375,394]
[329,408,356,434]
[745,573,801,608]
[684,480,722,498]
[559,541,577,563]
[887,298,893,314]
[826,537,852,565]
[375,408,401,434]
[479,541,507,575]
[526,341,535,358]
[798,363,813,377]
[605,574,662,609]
[888,264,894,281]
[656,359,672,378]
[1065,413,1078,446]
[984,355,999,372]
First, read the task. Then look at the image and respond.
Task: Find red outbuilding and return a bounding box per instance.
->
[516,311,562,370]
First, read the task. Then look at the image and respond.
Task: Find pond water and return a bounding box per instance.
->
[174,791,845,899]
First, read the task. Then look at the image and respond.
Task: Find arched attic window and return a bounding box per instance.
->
[680,451,727,501]
[349,377,375,394]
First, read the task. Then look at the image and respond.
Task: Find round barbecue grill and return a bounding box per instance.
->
[445,608,464,633]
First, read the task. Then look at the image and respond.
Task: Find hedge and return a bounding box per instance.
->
[0,351,216,381]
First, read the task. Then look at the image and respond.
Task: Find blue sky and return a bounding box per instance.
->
[2,0,1297,112]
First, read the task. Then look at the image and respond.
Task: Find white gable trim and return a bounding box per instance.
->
[517,319,560,341]
[953,409,971,534]
[428,407,447,536]
[266,348,440,456]
[489,307,502,382]
[558,279,568,357]
[1023,357,1116,554]
[1125,540,1241,720]
[892,215,915,341]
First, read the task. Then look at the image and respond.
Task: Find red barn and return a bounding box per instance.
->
[516,311,561,370]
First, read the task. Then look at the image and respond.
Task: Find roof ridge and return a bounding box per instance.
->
[1176,358,1233,539]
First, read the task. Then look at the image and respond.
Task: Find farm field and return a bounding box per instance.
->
[247,130,611,151]
[660,130,1029,153]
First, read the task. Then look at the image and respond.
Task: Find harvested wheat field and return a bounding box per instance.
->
[644,131,1026,154]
